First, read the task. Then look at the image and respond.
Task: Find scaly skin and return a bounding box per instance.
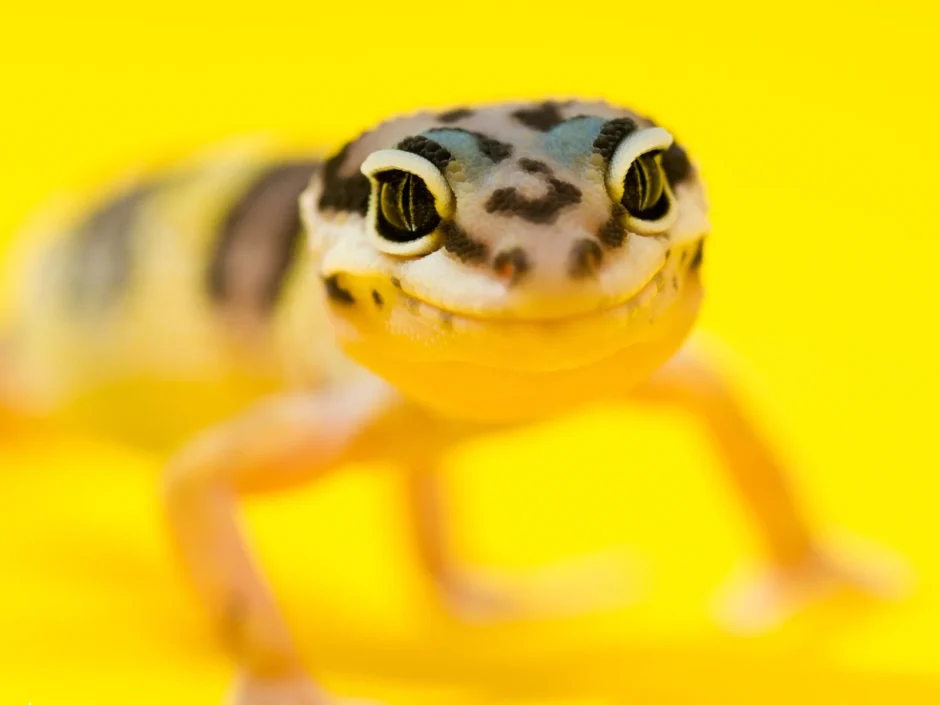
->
[0,101,897,704]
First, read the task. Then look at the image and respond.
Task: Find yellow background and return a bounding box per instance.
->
[1,1,939,703]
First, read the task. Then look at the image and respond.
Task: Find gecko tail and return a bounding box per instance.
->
[0,327,28,430]
[0,329,18,414]
[0,328,42,443]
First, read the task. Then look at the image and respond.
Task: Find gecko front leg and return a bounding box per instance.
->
[406,466,523,622]
[630,344,903,632]
[163,376,393,704]
[406,459,640,623]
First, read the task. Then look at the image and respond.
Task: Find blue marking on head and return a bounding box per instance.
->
[420,128,481,163]
[541,116,607,169]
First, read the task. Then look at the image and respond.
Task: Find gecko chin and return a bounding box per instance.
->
[323,247,704,423]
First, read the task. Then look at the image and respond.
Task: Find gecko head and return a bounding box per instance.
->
[300,101,709,422]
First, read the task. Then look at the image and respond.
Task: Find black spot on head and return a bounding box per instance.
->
[517,158,553,175]
[486,178,582,225]
[661,142,693,186]
[438,107,474,123]
[469,132,513,162]
[493,247,530,286]
[569,239,604,278]
[390,276,402,289]
[597,203,628,248]
[512,101,566,131]
[427,127,513,163]
[323,274,355,304]
[396,135,454,171]
[690,240,705,270]
[371,290,384,308]
[440,220,489,263]
[318,142,371,215]
[592,118,638,163]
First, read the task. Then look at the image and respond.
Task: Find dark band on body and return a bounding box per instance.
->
[208,161,318,315]
[64,180,159,312]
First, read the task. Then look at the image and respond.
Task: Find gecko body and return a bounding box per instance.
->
[0,101,884,705]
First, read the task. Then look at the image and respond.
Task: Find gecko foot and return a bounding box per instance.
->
[227,673,381,705]
[714,537,911,634]
[438,569,520,623]
[438,549,644,624]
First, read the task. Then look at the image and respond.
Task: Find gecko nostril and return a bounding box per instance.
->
[493,248,530,286]
[568,239,604,279]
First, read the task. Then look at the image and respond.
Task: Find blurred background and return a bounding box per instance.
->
[1,1,939,703]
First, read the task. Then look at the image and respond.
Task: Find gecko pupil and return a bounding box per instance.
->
[377,170,439,241]
[622,151,666,218]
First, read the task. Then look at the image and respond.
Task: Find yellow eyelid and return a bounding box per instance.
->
[360,150,454,217]
[606,127,674,201]
[606,127,679,236]
[359,150,452,257]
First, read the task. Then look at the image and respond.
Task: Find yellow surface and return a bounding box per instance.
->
[1,1,939,703]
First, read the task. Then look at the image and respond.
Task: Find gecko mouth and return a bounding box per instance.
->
[324,238,704,331]
[392,257,690,329]
[326,238,705,376]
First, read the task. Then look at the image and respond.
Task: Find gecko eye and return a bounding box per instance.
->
[377,171,439,238]
[361,149,454,257]
[623,152,666,216]
[605,127,678,235]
